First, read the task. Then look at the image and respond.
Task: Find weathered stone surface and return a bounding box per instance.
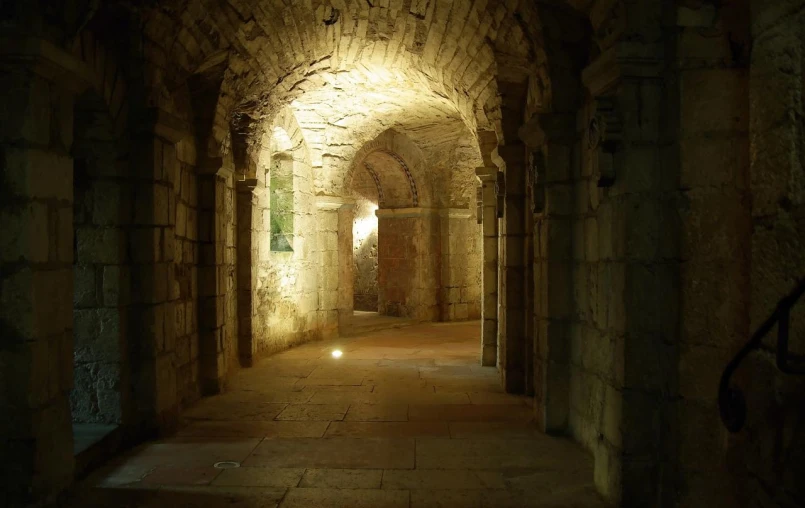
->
[3,3,805,508]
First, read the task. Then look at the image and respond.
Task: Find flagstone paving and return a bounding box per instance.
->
[66,321,606,507]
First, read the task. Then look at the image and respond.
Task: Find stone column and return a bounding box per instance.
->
[518,113,576,435]
[497,144,529,393]
[197,158,229,395]
[0,39,83,505]
[337,203,356,332]
[130,109,189,434]
[582,40,674,505]
[236,178,258,367]
[476,168,499,366]
[439,208,478,322]
[315,196,354,337]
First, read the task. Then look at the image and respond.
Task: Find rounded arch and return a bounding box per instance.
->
[136,1,565,162]
[345,129,430,207]
[254,107,312,185]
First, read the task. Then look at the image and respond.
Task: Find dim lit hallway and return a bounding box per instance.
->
[6,1,805,507]
[64,322,604,508]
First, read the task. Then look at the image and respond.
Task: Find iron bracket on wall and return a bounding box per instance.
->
[719,278,805,433]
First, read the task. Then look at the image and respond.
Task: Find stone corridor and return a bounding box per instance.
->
[4,1,805,507]
[65,322,603,508]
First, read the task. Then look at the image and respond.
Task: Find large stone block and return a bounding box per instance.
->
[623,335,675,394]
[175,202,187,238]
[680,136,748,191]
[76,226,124,264]
[680,68,748,135]
[0,267,37,341]
[0,72,51,145]
[102,265,130,307]
[624,262,677,337]
[92,181,129,226]
[593,438,622,505]
[3,147,72,201]
[73,308,121,363]
[130,263,168,304]
[54,205,73,264]
[0,202,49,264]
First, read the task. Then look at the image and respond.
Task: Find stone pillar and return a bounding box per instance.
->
[497,145,529,393]
[236,178,258,367]
[129,109,188,433]
[582,40,675,505]
[519,113,577,435]
[315,196,354,337]
[337,203,356,332]
[0,39,82,506]
[197,158,229,395]
[476,168,499,366]
[439,208,479,322]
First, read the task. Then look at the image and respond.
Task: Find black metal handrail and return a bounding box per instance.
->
[718,278,805,433]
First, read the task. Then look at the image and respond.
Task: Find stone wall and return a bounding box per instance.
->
[440,210,482,321]
[251,151,320,356]
[0,59,77,505]
[222,174,238,376]
[733,1,805,506]
[172,139,201,408]
[71,93,127,425]
[377,210,441,321]
[566,95,622,499]
[351,168,380,312]
[672,3,751,506]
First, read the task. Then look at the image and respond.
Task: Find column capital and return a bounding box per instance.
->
[315,195,355,211]
[197,156,234,178]
[582,42,663,96]
[375,207,440,219]
[236,178,265,196]
[443,208,472,220]
[137,107,193,144]
[475,167,498,183]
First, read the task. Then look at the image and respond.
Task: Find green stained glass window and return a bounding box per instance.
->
[270,157,294,252]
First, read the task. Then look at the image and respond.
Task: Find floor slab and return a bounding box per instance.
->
[242,437,415,469]
[66,321,605,508]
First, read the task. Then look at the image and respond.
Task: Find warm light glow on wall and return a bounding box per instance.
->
[353,204,378,247]
[272,127,293,153]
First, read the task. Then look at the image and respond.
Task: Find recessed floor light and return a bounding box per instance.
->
[213,461,240,469]
[332,349,343,358]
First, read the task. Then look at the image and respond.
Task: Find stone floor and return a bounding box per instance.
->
[66,321,606,508]
[343,310,415,336]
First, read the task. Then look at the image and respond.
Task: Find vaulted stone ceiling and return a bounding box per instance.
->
[286,64,470,169]
[143,0,548,146]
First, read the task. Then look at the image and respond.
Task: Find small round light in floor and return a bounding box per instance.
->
[331,349,343,358]
[213,461,240,469]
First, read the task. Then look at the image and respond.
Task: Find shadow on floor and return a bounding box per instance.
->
[342,311,415,337]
